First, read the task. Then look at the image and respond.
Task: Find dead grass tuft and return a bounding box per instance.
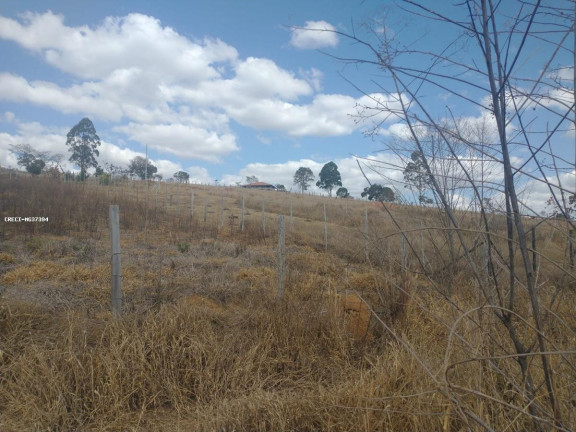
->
[0,253,14,264]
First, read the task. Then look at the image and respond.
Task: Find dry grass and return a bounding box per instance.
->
[0,170,575,431]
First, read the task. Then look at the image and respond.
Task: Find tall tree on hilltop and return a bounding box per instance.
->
[403,151,433,205]
[129,156,158,180]
[361,184,395,202]
[9,143,63,176]
[336,187,350,198]
[293,167,315,193]
[66,118,101,181]
[174,171,190,183]
[316,162,342,197]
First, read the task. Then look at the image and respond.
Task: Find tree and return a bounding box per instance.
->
[276,184,286,191]
[128,156,157,180]
[9,143,62,176]
[361,184,395,202]
[26,158,45,176]
[336,187,350,198]
[316,162,342,197]
[174,171,190,183]
[245,175,259,184]
[403,151,433,205]
[65,118,101,181]
[293,167,315,193]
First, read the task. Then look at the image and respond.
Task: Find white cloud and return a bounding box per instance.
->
[114,122,239,162]
[518,171,576,216]
[290,20,338,49]
[154,159,183,179]
[0,10,388,169]
[2,111,16,122]
[0,73,124,121]
[0,12,237,82]
[98,141,142,169]
[233,57,312,101]
[299,67,324,92]
[186,166,213,184]
[225,94,356,136]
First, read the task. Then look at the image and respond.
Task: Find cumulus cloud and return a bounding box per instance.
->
[299,67,324,92]
[290,20,338,49]
[98,141,142,169]
[0,9,415,181]
[517,171,576,216]
[0,12,237,82]
[114,123,239,162]
[186,166,213,184]
[0,10,377,165]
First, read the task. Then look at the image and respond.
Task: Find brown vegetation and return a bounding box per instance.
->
[0,171,574,431]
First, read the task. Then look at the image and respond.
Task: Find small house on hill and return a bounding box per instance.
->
[242,182,277,190]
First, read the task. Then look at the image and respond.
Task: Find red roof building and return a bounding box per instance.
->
[242,182,277,190]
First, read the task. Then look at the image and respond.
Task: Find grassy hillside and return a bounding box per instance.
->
[0,171,575,431]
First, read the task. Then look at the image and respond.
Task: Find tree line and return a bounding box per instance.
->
[8,118,192,184]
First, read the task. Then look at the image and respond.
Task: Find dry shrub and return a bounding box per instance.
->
[235,266,276,291]
[2,261,111,285]
[286,246,327,274]
[2,260,64,284]
[179,294,225,316]
[0,253,14,264]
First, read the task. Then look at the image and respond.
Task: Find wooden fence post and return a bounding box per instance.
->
[109,205,122,316]
[278,215,286,299]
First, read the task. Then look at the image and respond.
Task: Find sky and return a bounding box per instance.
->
[0,0,573,213]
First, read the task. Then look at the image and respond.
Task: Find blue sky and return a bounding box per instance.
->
[0,0,573,212]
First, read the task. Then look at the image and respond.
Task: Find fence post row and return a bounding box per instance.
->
[109,205,122,316]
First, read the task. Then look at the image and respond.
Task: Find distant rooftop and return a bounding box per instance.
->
[242,182,276,189]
